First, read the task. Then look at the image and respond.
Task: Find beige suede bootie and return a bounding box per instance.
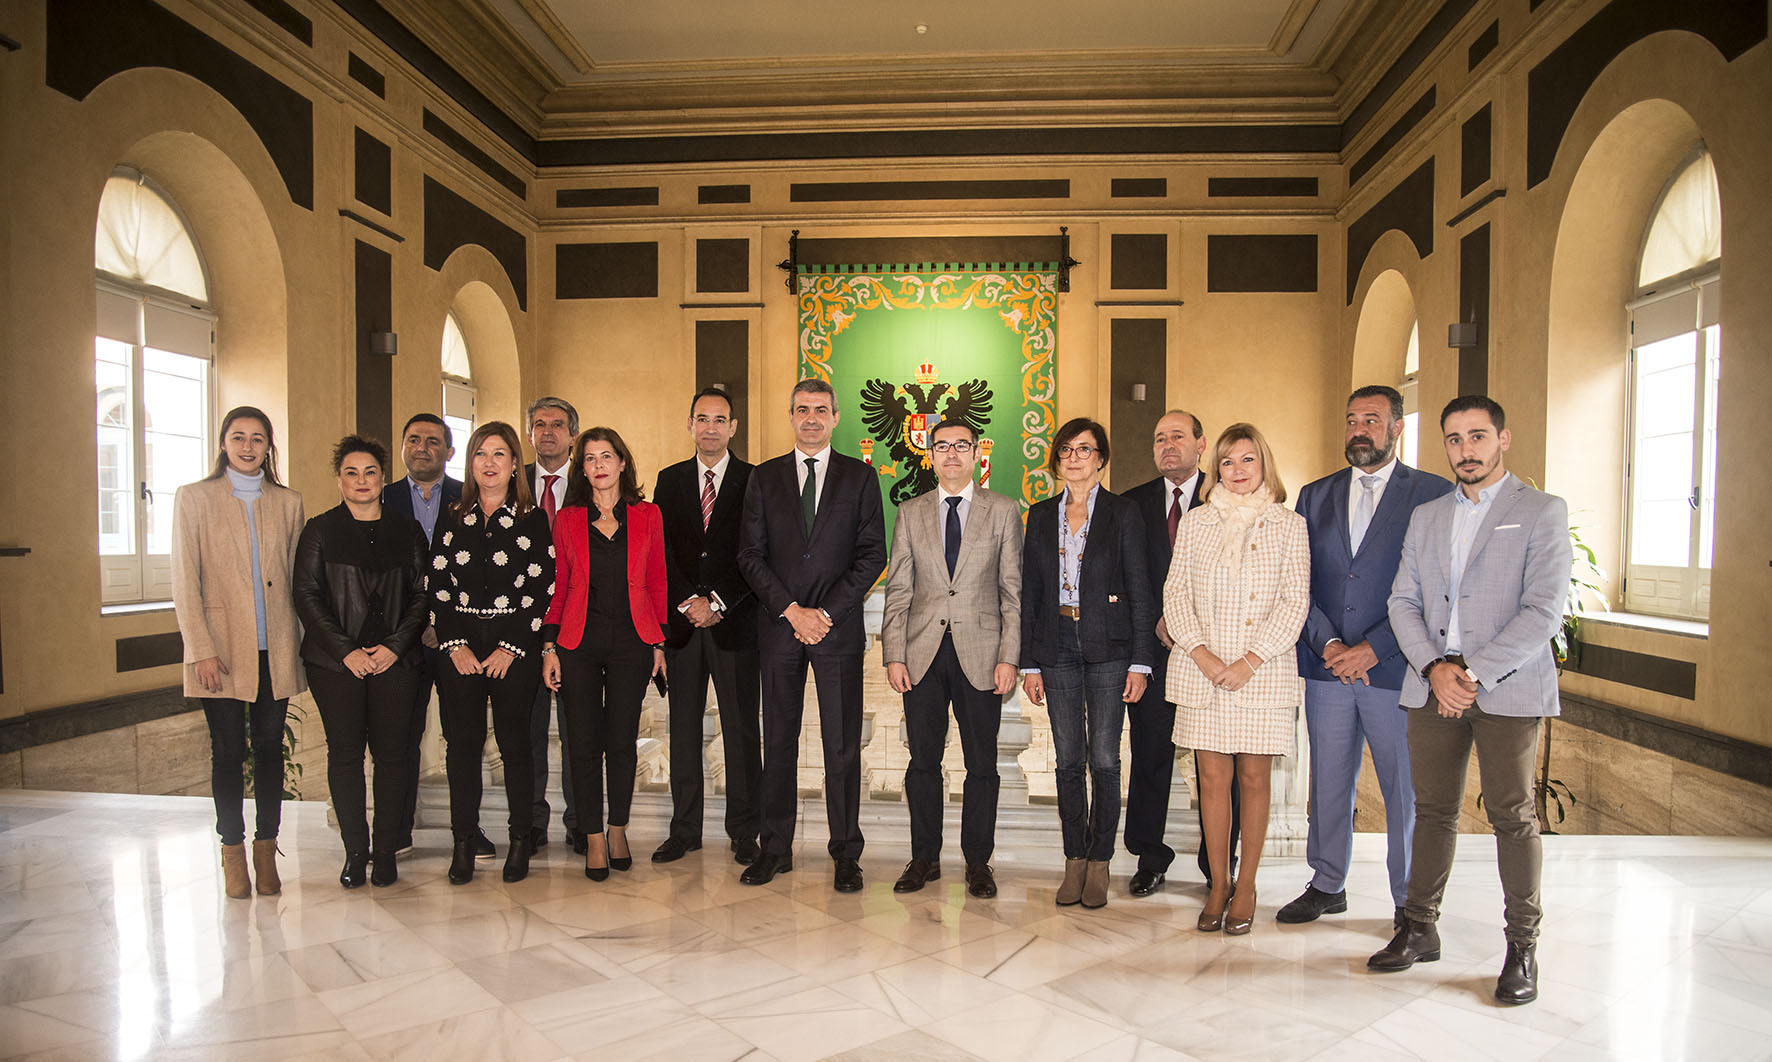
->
[1081,859,1111,909]
[1056,858,1087,906]
[251,839,281,895]
[220,843,251,899]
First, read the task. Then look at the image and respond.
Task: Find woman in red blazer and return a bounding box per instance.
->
[541,427,667,880]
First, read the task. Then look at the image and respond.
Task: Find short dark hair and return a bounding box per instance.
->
[931,420,978,446]
[1160,408,1203,438]
[1049,417,1109,477]
[790,377,838,412]
[331,434,391,476]
[401,412,451,448]
[563,426,646,508]
[1440,394,1506,431]
[688,387,734,418]
[1348,385,1405,423]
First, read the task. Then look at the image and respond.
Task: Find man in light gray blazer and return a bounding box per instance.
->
[881,419,1023,899]
[1371,395,1568,1007]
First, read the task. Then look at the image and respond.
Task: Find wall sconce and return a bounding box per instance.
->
[1447,322,1482,348]
[1129,383,1147,402]
[370,331,398,356]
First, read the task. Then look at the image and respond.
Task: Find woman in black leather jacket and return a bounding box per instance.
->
[293,434,429,887]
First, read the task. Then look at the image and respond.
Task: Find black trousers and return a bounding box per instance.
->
[394,645,441,846]
[556,631,652,835]
[758,639,864,861]
[664,628,762,845]
[902,635,1001,865]
[435,632,541,842]
[529,684,577,835]
[307,663,420,854]
[1123,665,1178,874]
[200,650,287,846]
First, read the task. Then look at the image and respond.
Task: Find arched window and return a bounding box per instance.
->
[1624,147,1721,620]
[95,170,214,606]
[441,312,476,481]
[1399,320,1421,469]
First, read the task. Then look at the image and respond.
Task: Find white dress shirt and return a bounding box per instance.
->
[532,459,570,511]
[793,444,833,509]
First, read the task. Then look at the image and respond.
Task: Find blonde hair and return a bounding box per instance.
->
[1201,422,1286,504]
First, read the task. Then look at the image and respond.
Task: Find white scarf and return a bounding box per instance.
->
[1208,483,1273,577]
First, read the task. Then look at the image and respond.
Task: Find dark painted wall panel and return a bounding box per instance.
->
[1457,224,1491,395]
[354,241,394,447]
[347,52,385,97]
[1206,235,1318,293]
[699,184,752,204]
[1111,178,1167,198]
[1207,177,1319,198]
[790,180,1068,202]
[242,0,312,45]
[422,110,526,199]
[1343,0,1478,141]
[795,236,1064,267]
[354,128,392,215]
[556,242,659,300]
[1345,160,1436,303]
[1350,87,1435,185]
[115,632,182,673]
[556,187,659,208]
[1461,104,1493,197]
[45,0,315,209]
[1109,319,1166,489]
[422,176,529,310]
[1110,234,1168,291]
[696,321,750,462]
[696,239,750,294]
[1468,19,1500,69]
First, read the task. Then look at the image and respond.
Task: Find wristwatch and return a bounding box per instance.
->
[1420,656,1448,681]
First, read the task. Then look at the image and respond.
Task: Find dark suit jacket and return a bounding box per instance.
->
[738,450,887,655]
[655,455,757,651]
[1021,486,1156,670]
[382,475,462,547]
[1295,462,1454,690]
[1124,473,1206,644]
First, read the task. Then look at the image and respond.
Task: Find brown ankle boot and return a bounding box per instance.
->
[221,843,251,899]
[252,839,281,895]
[1056,858,1087,906]
[1081,860,1110,909]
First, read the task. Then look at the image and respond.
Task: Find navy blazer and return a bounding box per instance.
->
[1294,462,1453,689]
[1021,486,1155,670]
[655,454,757,652]
[1123,473,1205,665]
[737,450,887,655]
[381,475,462,548]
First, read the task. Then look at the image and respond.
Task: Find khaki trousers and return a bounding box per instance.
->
[1403,704,1544,944]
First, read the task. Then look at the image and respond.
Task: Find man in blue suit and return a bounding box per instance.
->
[382,414,477,856]
[1370,395,1569,1006]
[1280,387,1451,930]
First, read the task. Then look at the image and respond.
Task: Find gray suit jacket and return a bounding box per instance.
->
[880,485,1023,690]
[1387,473,1569,717]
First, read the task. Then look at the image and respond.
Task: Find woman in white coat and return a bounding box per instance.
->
[1164,422,1309,935]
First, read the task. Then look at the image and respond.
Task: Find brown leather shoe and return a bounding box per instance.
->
[1080,860,1110,909]
[1368,918,1441,971]
[1055,858,1087,906]
[251,839,281,896]
[220,843,251,899]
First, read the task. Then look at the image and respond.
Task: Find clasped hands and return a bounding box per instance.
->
[784,603,832,645]
[682,595,724,628]
[1321,640,1379,686]
[450,645,517,678]
[1191,646,1260,692]
[1427,661,1480,717]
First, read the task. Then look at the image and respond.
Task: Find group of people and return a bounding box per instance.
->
[172,376,1567,1006]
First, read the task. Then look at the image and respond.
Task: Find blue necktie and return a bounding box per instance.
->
[944,496,962,577]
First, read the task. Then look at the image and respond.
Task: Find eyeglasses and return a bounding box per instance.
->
[1056,444,1098,459]
[930,441,974,454]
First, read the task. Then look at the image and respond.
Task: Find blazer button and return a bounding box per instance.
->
[803,552,812,559]
[940,619,947,626]
[1348,573,1356,580]
[1438,628,1446,636]
[700,551,708,559]
[949,589,956,596]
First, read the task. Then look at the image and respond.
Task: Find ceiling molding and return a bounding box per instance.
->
[1268,0,1324,56]
[379,0,551,123]
[507,0,593,74]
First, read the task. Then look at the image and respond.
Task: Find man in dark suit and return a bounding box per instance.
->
[736,378,887,891]
[651,387,764,866]
[1120,409,1236,897]
[1282,386,1453,931]
[382,414,478,855]
[523,396,580,853]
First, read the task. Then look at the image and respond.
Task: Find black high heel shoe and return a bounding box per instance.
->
[370,849,398,887]
[448,838,476,885]
[609,827,632,872]
[503,833,532,883]
[585,833,609,881]
[340,850,368,889]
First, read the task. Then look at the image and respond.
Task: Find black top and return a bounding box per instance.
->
[583,502,636,644]
[428,501,556,658]
[292,504,429,672]
[1020,486,1156,670]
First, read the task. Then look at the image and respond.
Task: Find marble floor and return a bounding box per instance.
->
[2,791,1770,1062]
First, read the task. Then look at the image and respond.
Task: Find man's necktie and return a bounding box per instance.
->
[542,474,559,526]
[1167,486,1183,548]
[801,457,818,535]
[701,469,716,531]
[1351,474,1380,554]
[945,496,962,577]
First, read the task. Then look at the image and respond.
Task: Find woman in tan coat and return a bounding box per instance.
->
[171,406,306,898]
[1164,423,1309,935]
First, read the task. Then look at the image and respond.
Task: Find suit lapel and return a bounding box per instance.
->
[1464,477,1524,569]
[1327,468,1354,561]
[947,488,988,584]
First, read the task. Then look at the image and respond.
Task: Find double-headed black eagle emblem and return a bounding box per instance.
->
[857,372,994,505]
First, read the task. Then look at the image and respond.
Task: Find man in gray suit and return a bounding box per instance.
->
[1370,395,1568,1007]
[881,419,1023,899]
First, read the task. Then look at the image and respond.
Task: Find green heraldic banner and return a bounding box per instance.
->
[797,265,1059,554]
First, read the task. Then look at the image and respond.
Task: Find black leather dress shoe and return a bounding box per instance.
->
[473,830,496,860]
[370,850,398,887]
[964,863,998,898]
[340,850,368,889]
[740,852,792,885]
[834,858,864,893]
[1368,918,1441,971]
[653,837,702,863]
[893,859,939,893]
[1128,869,1166,897]
[448,839,476,885]
[1494,942,1539,1004]
[502,834,532,883]
[528,827,549,851]
[1276,885,1349,924]
[731,838,761,865]
[569,829,589,856]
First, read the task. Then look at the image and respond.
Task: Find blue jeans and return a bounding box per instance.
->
[1043,618,1128,861]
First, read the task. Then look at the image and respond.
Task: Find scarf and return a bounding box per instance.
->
[1208,482,1273,578]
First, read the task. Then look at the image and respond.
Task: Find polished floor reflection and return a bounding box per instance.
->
[2,790,1770,1061]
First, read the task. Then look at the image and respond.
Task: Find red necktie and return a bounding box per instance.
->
[701,469,716,530]
[542,474,559,526]
[1167,486,1182,548]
